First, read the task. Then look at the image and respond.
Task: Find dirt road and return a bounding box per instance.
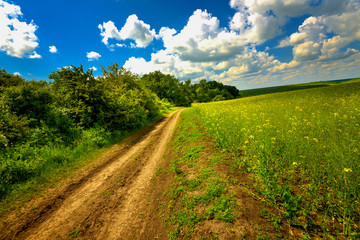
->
[1,110,183,240]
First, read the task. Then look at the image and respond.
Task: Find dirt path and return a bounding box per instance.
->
[0,110,183,240]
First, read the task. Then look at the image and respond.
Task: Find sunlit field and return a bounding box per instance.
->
[188,81,360,236]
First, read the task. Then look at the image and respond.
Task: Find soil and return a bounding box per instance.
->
[0,110,183,240]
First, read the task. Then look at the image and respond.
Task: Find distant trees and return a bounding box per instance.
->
[193,79,240,103]
[141,72,241,106]
[140,71,193,106]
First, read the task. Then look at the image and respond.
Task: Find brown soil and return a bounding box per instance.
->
[0,110,183,240]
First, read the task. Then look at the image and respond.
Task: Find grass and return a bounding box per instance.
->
[164,110,238,239]
[189,81,360,238]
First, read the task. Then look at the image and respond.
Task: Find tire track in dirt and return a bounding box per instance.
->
[94,106,181,240]
[0,109,183,240]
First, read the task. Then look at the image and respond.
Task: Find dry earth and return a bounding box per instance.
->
[0,110,183,240]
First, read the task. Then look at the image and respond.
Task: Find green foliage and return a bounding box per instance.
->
[0,63,166,201]
[0,106,29,146]
[3,80,54,127]
[141,71,193,106]
[0,69,25,92]
[99,64,162,130]
[49,65,106,128]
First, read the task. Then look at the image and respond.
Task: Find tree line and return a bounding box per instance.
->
[0,64,240,198]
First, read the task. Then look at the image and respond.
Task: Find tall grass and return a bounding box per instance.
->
[189,82,360,237]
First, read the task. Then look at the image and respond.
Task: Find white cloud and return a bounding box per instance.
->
[89,66,97,71]
[98,21,121,45]
[271,60,301,72]
[278,1,360,63]
[29,52,41,59]
[124,57,155,75]
[228,0,357,45]
[119,14,156,48]
[293,41,321,61]
[0,0,41,58]
[122,0,360,89]
[13,72,21,76]
[160,10,246,63]
[98,14,156,48]
[87,51,101,61]
[211,47,279,82]
[49,45,57,53]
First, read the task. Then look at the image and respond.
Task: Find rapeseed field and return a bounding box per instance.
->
[188,81,360,237]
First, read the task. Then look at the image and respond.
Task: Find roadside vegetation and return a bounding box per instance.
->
[0,66,239,211]
[163,109,286,239]
[188,80,360,238]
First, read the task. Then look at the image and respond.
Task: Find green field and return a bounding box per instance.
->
[239,77,360,98]
[185,81,360,237]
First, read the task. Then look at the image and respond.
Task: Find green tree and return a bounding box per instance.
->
[0,69,25,92]
[99,64,161,130]
[141,71,193,106]
[49,65,106,128]
[3,80,53,127]
[0,107,29,146]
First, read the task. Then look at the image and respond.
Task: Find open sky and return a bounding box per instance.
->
[1,0,360,89]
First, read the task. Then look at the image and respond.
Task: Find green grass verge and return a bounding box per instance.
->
[163,109,241,239]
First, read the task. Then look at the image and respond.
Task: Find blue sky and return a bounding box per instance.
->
[1,0,360,90]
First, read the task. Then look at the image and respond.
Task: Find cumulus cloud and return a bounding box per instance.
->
[99,14,156,48]
[228,0,357,44]
[122,0,360,88]
[87,51,101,61]
[98,21,121,45]
[49,45,57,53]
[124,49,204,79]
[278,1,360,63]
[124,10,276,80]
[89,66,97,71]
[29,52,41,59]
[0,0,41,58]
[211,47,279,82]
[160,10,246,63]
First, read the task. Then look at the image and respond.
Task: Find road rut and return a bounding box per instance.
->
[0,109,183,240]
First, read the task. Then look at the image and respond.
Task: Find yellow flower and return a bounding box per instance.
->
[292,162,298,166]
[313,138,319,143]
[344,168,352,173]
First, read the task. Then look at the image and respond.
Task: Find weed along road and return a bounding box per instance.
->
[1,109,183,240]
